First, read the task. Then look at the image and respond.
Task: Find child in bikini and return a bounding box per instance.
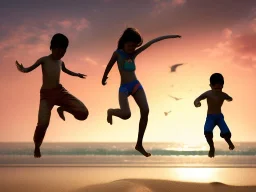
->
[102,27,181,157]
[15,33,89,158]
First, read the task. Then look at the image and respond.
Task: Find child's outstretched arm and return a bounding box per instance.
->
[15,57,44,73]
[194,91,209,107]
[134,35,181,57]
[223,92,233,102]
[62,62,86,78]
[102,51,117,85]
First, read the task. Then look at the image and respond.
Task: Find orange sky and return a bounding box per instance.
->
[0,0,256,142]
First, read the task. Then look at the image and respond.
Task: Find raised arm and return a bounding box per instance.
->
[134,35,181,57]
[102,51,117,85]
[223,92,233,102]
[194,91,209,107]
[15,57,44,73]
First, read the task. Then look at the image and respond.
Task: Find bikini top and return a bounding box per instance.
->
[116,49,136,72]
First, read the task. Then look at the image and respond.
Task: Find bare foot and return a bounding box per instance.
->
[34,147,41,158]
[135,145,151,157]
[208,147,215,158]
[107,109,112,125]
[228,142,235,150]
[57,107,65,121]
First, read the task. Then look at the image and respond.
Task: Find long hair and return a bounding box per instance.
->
[117,28,143,49]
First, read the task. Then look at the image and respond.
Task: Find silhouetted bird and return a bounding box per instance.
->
[164,110,171,116]
[170,63,184,72]
[168,95,182,100]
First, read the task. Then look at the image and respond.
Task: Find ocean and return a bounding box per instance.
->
[0,142,255,167]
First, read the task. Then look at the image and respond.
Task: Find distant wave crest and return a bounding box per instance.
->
[1,148,256,156]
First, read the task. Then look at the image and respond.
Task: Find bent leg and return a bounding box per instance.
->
[132,88,151,157]
[57,88,89,121]
[217,116,235,150]
[107,92,131,124]
[204,116,216,158]
[33,99,54,158]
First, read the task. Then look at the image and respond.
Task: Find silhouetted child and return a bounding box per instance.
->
[194,73,235,158]
[15,33,89,158]
[102,27,181,157]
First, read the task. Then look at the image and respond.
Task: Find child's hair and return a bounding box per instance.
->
[210,73,224,85]
[50,33,69,50]
[117,28,143,49]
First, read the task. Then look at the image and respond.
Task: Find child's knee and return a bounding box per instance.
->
[123,111,131,120]
[220,132,231,139]
[75,108,89,120]
[204,132,213,139]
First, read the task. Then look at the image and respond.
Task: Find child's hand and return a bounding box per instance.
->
[15,60,26,72]
[102,76,108,85]
[226,98,233,102]
[174,35,181,38]
[77,73,86,79]
[194,101,201,107]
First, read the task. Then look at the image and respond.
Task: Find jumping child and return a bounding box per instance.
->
[15,33,89,158]
[102,27,181,157]
[194,73,235,158]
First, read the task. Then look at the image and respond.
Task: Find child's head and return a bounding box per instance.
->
[50,33,69,59]
[210,73,224,91]
[117,28,143,53]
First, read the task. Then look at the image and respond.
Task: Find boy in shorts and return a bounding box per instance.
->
[15,33,89,158]
[194,73,235,158]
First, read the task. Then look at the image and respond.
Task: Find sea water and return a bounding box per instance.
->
[0,142,255,167]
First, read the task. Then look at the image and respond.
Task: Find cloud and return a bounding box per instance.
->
[202,18,256,69]
[56,18,89,31]
[250,18,256,32]
[47,18,90,32]
[0,18,90,61]
[82,57,98,66]
[152,0,186,15]
[222,28,233,39]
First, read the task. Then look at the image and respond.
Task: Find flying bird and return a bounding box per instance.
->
[168,95,182,101]
[164,110,171,116]
[169,63,184,72]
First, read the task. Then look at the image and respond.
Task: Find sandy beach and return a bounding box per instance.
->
[0,167,255,192]
[75,179,256,192]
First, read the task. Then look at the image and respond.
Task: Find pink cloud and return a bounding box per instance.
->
[47,18,90,31]
[222,28,233,39]
[58,20,73,28]
[203,18,256,69]
[172,0,186,6]
[75,18,89,31]
[250,18,256,32]
[152,0,186,15]
[0,18,90,61]
[81,57,98,66]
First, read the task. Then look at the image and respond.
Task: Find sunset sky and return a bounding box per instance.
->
[0,0,256,143]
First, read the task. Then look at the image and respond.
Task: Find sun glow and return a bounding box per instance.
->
[173,168,217,182]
